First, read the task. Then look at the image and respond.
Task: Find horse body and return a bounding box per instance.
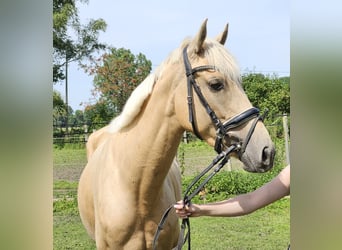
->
[79,77,183,249]
[78,19,275,249]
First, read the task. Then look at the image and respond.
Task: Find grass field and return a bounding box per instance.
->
[53,144,290,249]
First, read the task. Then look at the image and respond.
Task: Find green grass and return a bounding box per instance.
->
[54,214,96,249]
[54,180,97,249]
[189,198,290,249]
[53,143,289,249]
[53,180,79,200]
[53,148,87,167]
[54,180,79,190]
[53,188,289,249]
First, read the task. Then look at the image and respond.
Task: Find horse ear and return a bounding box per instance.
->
[192,18,208,54]
[216,23,229,45]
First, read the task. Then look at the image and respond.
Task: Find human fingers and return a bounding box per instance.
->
[174,201,192,211]
[174,201,185,209]
[174,208,192,219]
[174,202,190,217]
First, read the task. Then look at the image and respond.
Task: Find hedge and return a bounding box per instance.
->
[181,164,283,203]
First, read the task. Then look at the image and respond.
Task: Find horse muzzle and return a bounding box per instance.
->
[216,108,275,173]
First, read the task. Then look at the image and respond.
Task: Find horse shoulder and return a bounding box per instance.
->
[86,126,111,160]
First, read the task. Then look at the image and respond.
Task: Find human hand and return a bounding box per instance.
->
[174,200,200,218]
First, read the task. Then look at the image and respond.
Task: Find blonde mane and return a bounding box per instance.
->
[107,73,156,133]
[202,38,242,86]
[107,37,241,133]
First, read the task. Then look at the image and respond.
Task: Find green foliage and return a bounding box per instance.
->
[53,181,79,216]
[53,0,107,83]
[84,47,152,123]
[52,92,105,147]
[177,143,186,174]
[242,74,290,118]
[54,197,79,216]
[53,90,67,125]
[182,164,284,204]
[242,73,290,139]
[83,101,113,128]
[272,135,289,166]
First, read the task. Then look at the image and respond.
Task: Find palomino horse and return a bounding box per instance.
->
[78,19,275,249]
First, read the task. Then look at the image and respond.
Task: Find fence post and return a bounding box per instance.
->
[282,114,290,165]
[84,124,88,142]
[183,131,188,143]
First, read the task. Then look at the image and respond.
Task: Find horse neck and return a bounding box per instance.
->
[131,75,183,162]
[116,74,184,206]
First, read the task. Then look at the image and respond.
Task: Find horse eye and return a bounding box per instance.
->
[209,81,224,91]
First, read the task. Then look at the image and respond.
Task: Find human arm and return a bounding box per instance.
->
[174,165,290,218]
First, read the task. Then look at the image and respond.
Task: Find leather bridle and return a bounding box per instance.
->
[183,45,265,155]
[152,45,268,250]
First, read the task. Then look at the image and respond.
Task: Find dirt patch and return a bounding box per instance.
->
[53,164,86,182]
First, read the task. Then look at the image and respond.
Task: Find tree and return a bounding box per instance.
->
[73,109,85,125]
[242,74,290,138]
[53,90,67,126]
[53,0,107,83]
[242,74,290,119]
[53,90,79,127]
[83,102,113,130]
[86,47,152,121]
[53,0,107,134]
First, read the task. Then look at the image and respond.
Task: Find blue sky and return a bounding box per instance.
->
[54,0,289,111]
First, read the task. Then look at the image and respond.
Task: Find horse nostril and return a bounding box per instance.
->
[262,146,275,167]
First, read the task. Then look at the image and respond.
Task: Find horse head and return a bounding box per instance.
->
[172,19,275,173]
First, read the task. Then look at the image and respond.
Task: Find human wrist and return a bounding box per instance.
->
[196,204,210,216]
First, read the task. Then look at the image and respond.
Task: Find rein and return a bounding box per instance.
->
[152,45,267,250]
[153,145,236,250]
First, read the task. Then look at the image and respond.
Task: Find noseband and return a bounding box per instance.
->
[183,45,265,156]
